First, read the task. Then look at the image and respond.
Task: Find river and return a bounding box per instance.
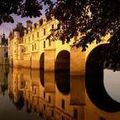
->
[0,66,120,120]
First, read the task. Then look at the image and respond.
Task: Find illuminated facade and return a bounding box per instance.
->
[8,17,110,74]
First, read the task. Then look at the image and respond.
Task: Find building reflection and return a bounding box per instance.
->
[0,65,9,96]
[8,68,120,120]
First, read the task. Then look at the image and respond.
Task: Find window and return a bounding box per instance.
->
[61,99,65,109]
[44,29,46,35]
[62,40,65,44]
[28,37,30,42]
[32,34,34,40]
[34,43,36,50]
[37,32,39,38]
[52,24,54,29]
[73,109,78,119]
[57,24,60,29]
[48,96,51,103]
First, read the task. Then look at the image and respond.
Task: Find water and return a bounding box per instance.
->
[0,66,120,120]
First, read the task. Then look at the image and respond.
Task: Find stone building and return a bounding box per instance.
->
[8,17,110,74]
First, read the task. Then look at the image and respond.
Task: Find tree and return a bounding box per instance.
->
[0,0,43,24]
[44,0,120,70]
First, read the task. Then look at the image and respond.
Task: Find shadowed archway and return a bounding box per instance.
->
[40,52,44,70]
[85,44,120,112]
[55,50,70,95]
[39,52,44,87]
[55,50,70,72]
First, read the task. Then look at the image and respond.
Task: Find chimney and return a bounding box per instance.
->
[26,20,32,28]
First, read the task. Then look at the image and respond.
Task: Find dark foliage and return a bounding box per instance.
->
[44,0,120,70]
[0,0,43,24]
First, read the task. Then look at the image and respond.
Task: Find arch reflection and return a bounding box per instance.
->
[8,68,82,120]
[55,50,70,95]
[86,44,120,112]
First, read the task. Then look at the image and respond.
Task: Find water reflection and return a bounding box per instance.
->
[0,66,119,120]
[85,44,120,112]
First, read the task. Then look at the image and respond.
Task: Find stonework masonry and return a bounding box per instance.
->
[8,17,110,74]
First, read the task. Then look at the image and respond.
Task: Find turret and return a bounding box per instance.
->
[1,34,8,45]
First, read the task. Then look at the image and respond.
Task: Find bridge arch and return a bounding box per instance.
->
[55,71,70,95]
[39,52,44,70]
[55,50,70,72]
[39,52,45,87]
[55,50,70,95]
[85,43,120,112]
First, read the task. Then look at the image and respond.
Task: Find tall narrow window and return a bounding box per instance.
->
[57,24,60,29]
[34,43,36,50]
[32,34,34,40]
[48,96,51,103]
[28,37,30,42]
[51,110,54,117]
[52,24,54,29]
[37,32,39,38]
[73,109,78,119]
[61,99,65,109]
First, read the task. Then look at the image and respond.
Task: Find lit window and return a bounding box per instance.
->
[32,34,34,40]
[37,32,39,38]
[51,110,54,117]
[29,37,30,42]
